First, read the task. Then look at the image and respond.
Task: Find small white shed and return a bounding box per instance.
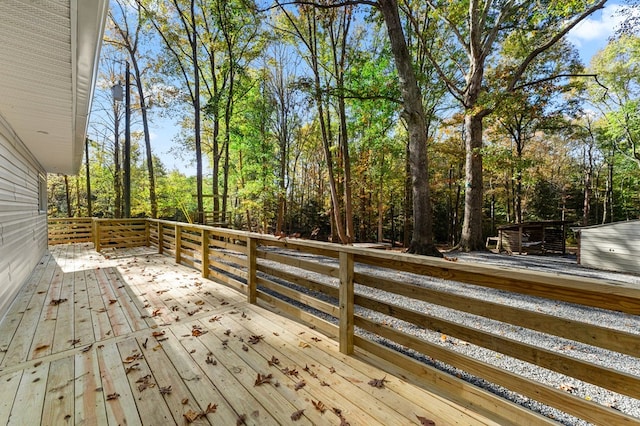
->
[574,220,640,275]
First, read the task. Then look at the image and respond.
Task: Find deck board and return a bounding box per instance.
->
[0,243,503,425]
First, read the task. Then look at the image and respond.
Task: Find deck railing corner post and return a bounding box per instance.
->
[339,250,354,354]
[247,236,257,304]
[201,229,210,279]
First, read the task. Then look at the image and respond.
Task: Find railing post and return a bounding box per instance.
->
[175,224,181,264]
[201,229,209,278]
[94,219,101,252]
[157,222,163,254]
[247,237,257,304]
[339,250,354,354]
[145,219,150,247]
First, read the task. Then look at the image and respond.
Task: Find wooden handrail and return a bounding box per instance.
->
[47,218,640,424]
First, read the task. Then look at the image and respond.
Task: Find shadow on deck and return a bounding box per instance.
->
[0,244,502,425]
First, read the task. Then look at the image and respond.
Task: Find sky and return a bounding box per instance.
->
[148,2,629,177]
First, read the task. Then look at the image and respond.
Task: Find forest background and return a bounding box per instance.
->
[48,0,640,254]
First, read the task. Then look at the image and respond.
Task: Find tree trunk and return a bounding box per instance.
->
[378,0,440,257]
[64,175,72,218]
[85,137,92,217]
[131,60,157,218]
[459,112,485,251]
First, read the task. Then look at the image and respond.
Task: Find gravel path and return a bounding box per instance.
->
[255,249,640,425]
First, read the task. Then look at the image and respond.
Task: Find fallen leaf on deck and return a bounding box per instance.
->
[282,367,299,377]
[125,363,140,374]
[273,332,279,336]
[329,367,336,374]
[106,393,120,401]
[368,376,388,389]
[152,331,165,338]
[159,385,172,395]
[123,353,143,363]
[311,337,321,342]
[224,329,232,336]
[35,344,50,352]
[192,329,206,337]
[209,315,222,322]
[340,417,351,426]
[183,409,201,423]
[312,400,326,413]
[291,409,305,421]
[206,356,217,365]
[237,414,247,425]
[195,300,205,306]
[268,356,280,366]
[242,344,249,352]
[416,415,436,425]
[136,374,156,392]
[181,398,189,405]
[248,335,264,344]
[298,341,310,349]
[294,380,306,391]
[205,403,217,414]
[320,380,330,386]
[254,373,273,386]
[50,298,68,305]
[152,309,161,317]
[109,299,117,304]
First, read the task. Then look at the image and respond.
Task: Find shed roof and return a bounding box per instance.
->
[0,0,108,175]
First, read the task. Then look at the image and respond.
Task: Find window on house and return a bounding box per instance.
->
[38,173,47,213]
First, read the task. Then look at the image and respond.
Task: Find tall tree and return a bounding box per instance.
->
[421,0,606,250]
[108,0,158,218]
[139,0,204,222]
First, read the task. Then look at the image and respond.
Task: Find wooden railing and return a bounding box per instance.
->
[48,217,94,245]
[48,218,640,424]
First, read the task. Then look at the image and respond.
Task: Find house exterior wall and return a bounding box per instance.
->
[579,220,640,275]
[0,125,47,320]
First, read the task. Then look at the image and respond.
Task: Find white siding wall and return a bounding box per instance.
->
[579,221,640,275]
[0,129,47,320]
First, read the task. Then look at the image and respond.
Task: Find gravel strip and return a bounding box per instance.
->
[253,248,640,425]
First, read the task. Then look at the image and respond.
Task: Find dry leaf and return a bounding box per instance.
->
[195,300,205,306]
[123,353,143,363]
[294,380,306,391]
[248,335,264,344]
[209,315,222,322]
[559,383,577,393]
[206,356,217,365]
[282,367,299,377]
[151,308,161,317]
[224,329,232,336]
[312,400,326,413]
[205,402,218,414]
[416,415,436,425]
[329,367,336,374]
[50,298,68,305]
[106,393,120,401]
[35,344,50,352]
[237,414,247,425]
[109,299,118,304]
[254,373,273,386]
[159,386,172,395]
[181,398,189,405]
[368,376,388,389]
[125,363,140,374]
[183,409,201,423]
[311,337,321,342]
[291,409,305,421]
[298,341,310,349]
[339,417,350,426]
[152,331,165,338]
[268,356,280,366]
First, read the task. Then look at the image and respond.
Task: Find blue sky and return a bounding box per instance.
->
[149,2,628,177]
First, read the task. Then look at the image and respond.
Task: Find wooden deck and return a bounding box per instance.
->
[0,244,499,425]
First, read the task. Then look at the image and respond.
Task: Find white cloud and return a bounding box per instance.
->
[567,4,627,47]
